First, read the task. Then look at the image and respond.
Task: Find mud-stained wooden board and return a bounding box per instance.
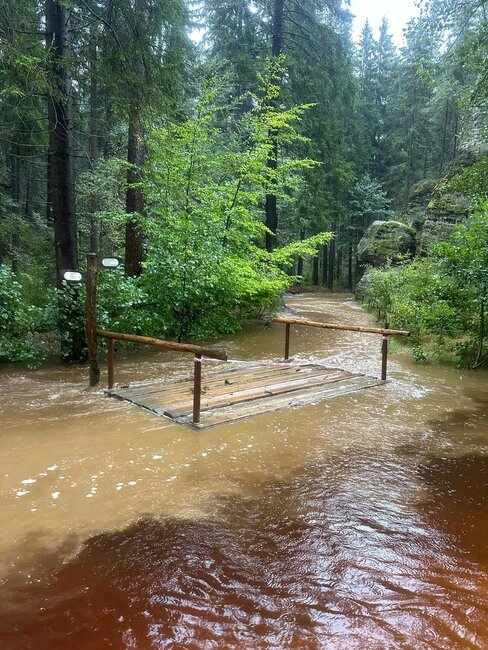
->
[106,363,384,429]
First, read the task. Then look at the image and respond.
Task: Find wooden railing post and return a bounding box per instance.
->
[193,354,202,424]
[381,335,388,381]
[284,322,291,360]
[107,337,114,389]
[86,252,100,387]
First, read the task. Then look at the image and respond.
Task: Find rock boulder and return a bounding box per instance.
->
[357,220,416,267]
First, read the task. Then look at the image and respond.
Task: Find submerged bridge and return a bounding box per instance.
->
[95,319,409,430]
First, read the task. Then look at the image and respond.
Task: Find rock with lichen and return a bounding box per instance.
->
[357,220,416,267]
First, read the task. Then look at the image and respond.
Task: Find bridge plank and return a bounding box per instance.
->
[114,363,315,400]
[139,366,342,412]
[187,376,384,428]
[106,363,384,429]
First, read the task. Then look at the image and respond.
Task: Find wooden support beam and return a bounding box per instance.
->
[273,317,410,337]
[193,354,202,424]
[96,330,228,361]
[284,322,290,360]
[381,335,388,381]
[107,337,114,389]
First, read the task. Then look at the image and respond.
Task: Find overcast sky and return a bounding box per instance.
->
[348,0,419,46]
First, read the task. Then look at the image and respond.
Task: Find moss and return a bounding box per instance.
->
[427,192,471,219]
[416,220,454,256]
[358,221,416,267]
[410,179,438,199]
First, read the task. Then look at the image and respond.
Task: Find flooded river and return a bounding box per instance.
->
[1,294,488,649]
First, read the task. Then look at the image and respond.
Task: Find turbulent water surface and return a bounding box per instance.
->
[1,294,487,649]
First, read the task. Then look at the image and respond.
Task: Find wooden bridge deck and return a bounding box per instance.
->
[107,363,384,429]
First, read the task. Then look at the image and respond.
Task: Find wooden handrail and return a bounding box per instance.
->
[273,317,410,381]
[96,329,228,361]
[272,318,410,337]
[97,330,227,425]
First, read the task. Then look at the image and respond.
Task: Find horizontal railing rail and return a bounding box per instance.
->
[272,317,410,381]
[96,329,228,360]
[272,318,410,337]
[96,329,228,425]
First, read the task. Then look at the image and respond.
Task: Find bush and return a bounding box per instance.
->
[0,265,44,365]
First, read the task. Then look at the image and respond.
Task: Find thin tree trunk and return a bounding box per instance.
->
[24,177,31,222]
[312,255,319,286]
[9,151,20,272]
[125,105,144,276]
[336,243,341,284]
[327,232,335,291]
[322,244,328,287]
[296,227,304,277]
[439,101,449,175]
[405,111,416,210]
[348,242,353,290]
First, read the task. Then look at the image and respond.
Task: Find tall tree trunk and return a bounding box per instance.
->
[89,42,99,253]
[265,0,284,253]
[336,242,341,282]
[404,89,417,211]
[296,227,304,277]
[125,105,144,276]
[452,109,459,160]
[439,101,450,175]
[124,0,145,276]
[312,255,319,286]
[327,229,335,291]
[10,151,20,273]
[46,0,77,283]
[46,0,84,362]
[405,117,415,210]
[297,256,303,276]
[347,242,353,290]
[322,244,328,287]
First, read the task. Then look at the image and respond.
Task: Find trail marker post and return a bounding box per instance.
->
[86,253,99,387]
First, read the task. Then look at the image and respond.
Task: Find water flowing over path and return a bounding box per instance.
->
[1,294,487,649]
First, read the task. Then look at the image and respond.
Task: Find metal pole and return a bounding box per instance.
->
[192,354,202,424]
[86,252,100,387]
[381,335,388,381]
[107,337,114,389]
[285,322,291,360]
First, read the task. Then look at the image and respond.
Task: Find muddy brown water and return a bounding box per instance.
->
[1,294,488,649]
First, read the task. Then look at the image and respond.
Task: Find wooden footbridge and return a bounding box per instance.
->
[94,318,409,429]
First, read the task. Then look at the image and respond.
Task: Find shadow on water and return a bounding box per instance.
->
[414,389,488,563]
[2,453,488,650]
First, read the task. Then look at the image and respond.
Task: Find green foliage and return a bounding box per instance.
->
[35,283,87,362]
[132,72,331,340]
[97,269,147,334]
[0,265,44,365]
[362,207,488,367]
[347,174,393,233]
[439,155,488,201]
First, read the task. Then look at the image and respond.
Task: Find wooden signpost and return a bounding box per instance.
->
[86,253,100,387]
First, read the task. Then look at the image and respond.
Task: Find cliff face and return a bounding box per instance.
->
[357,153,477,276]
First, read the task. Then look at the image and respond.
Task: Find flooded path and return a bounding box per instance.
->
[1,294,488,649]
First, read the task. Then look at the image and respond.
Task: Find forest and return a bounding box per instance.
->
[1,0,487,368]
